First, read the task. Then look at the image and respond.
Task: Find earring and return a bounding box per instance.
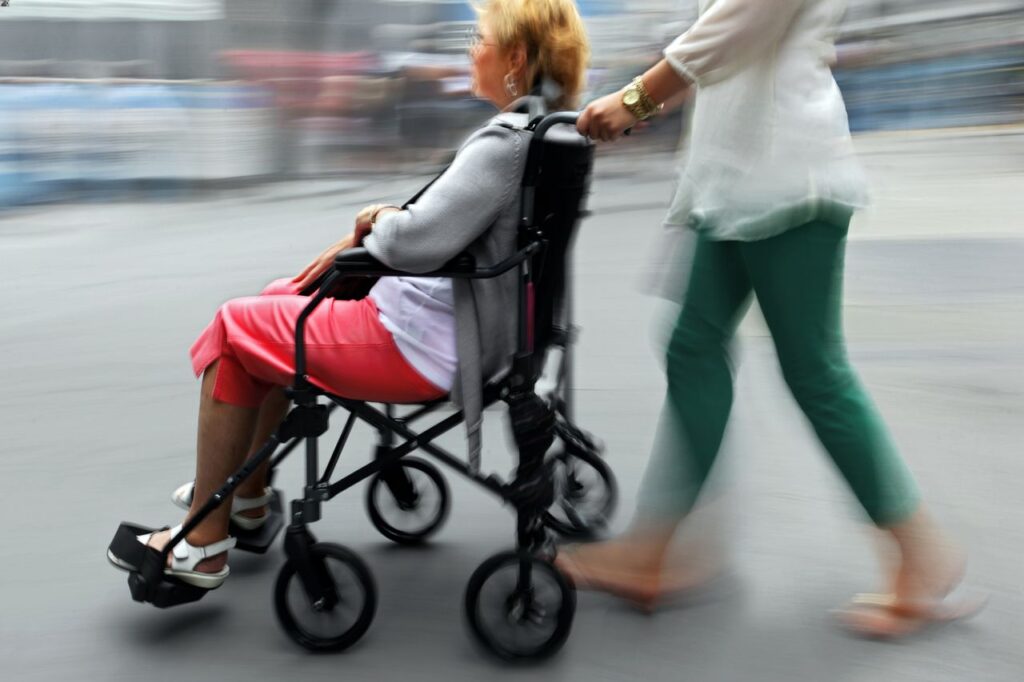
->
[504,73,519,97]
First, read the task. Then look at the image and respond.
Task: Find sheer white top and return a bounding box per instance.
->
[663,0,868,240]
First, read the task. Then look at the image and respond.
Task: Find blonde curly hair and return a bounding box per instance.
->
[472,0,590,110]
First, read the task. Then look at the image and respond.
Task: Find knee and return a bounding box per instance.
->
[664,317,734,398]
[216,298,242,325]
[666,314,728,368]
[260,277,300,296]
[214,297,263,337]
[779,350,856,406]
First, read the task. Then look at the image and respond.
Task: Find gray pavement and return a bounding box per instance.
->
[1,129,1022,681]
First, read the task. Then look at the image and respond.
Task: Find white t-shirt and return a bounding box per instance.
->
[369,276,457,392]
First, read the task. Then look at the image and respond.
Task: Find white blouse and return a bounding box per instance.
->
[369,276,456,392]
[663,0,869,240]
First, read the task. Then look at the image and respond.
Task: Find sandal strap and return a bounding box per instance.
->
[167,525,237,569]
[175,481,272,514]
[231,487,274,512]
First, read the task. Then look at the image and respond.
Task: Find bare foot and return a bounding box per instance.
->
[890,542,966,608]
[555,541,722,612]
[836,590,988,639]
[838,510,985,639]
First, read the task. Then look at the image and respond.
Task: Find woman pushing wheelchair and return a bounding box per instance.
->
[107,0,590,592]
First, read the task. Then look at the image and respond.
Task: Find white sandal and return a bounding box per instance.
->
[172,481,273,531]
[136,524,236,589]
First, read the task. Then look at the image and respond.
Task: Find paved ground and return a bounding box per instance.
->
[1,128,1022,681]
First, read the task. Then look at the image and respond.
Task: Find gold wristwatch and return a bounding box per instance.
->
[621,76,662,121]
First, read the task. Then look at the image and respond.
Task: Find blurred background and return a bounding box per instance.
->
[0,0,1021,204]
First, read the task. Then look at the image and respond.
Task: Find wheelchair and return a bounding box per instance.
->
[108,110,616,660]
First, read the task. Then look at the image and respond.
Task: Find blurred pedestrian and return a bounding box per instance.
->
[557,0,984,638]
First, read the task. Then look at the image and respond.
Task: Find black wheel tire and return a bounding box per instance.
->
[365,457,450,545]
[274,542,376,652]
[464,551,575,661]
[543,446,618,540]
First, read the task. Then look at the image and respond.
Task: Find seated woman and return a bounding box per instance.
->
[107,0,589,590]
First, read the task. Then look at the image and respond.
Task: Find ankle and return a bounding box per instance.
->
[620,521,681,569]
[185,524,230,548]
[889,509,956,564]
[234,482,270,500]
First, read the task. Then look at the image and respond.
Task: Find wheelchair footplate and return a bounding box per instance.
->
[107,522,212,608]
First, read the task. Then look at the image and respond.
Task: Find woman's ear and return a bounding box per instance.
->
[508,42,528,79]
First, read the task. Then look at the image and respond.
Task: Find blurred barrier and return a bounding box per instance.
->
[837,44,1024,131]
[101,83,190,181]
[177,83,274,180]
[835,3,1024,131]
[1,2,1022,207]
[0,79,275,207]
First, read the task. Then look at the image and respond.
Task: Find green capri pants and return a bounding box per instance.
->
[638,217,919,526]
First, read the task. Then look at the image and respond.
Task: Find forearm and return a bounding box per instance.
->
[639,59,693,108]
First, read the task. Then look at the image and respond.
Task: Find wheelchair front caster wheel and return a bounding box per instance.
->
[274,542,376,652]
[366,457,450,545]
[544,446,617,540]
[464,551,575,660]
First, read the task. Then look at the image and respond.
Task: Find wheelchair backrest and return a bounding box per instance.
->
[519,118,594,373]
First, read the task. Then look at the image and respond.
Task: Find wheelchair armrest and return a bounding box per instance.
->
[438,252,477,273]
[332,248,476,276]
[333,247,392,275]
[332,245,539,280]
[435,243,541,279]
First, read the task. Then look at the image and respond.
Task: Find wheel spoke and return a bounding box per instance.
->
[368,459,449,543]
[466,552,574,660]
[274,543,376,652]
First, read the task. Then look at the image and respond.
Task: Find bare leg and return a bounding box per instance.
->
[146,360,259,571]
[234,387,291,510]
[187,360,260,543]
[886,507,965,601]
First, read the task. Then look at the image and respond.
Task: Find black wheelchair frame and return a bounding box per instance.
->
[115,111,615,661]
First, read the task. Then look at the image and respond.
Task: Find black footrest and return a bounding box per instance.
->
[109,522,214,608]
[108,521,156,573]
[233,489,284,554]
[127,571,210,609]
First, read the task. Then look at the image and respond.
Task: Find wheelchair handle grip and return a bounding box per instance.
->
[531,112,580,142]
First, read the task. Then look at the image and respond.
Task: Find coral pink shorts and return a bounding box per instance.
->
[190,278,445,408]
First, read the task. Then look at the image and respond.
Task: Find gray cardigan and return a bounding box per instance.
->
[363,113,531,466]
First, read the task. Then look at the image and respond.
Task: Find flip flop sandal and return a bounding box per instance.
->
[172,481,273,531]
[834,591,989,640]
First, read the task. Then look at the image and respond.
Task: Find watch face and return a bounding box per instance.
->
[623,89,640,106]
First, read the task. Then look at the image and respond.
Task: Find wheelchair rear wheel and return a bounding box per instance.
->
[464,551,575,660]
[544,445,617,539]
[274,542,376,652]
[366,457,450,545]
